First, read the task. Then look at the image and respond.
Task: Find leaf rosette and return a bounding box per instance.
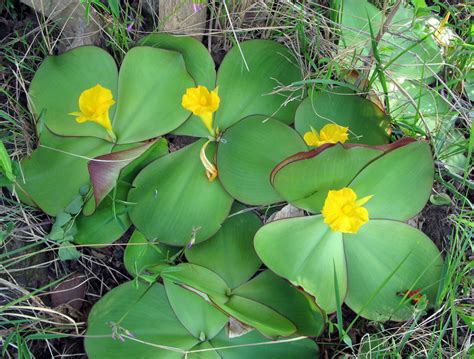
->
[254,138,444,320]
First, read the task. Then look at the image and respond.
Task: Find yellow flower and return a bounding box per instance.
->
[69,84,116,140]
[321,188,373,234]
[182,86,220,137]
[303,124,349,147]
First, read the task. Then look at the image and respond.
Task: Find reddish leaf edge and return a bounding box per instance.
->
[270,137,417,184]
[88,138,160,208]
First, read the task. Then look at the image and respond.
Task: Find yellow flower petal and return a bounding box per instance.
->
[318,124,349,145]
[321,187,372,234]
[182,85,220,137]
[305,124,349,147]
[69,84,116,140]
[303,127,319,146]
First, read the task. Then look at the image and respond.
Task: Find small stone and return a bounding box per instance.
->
[266,204,305,224]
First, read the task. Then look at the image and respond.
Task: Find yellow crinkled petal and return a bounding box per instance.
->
[70,83,115,138]
[303,128,319,147]
[318,124,349,145]
[321,187,372,234]
[182,85,220,137]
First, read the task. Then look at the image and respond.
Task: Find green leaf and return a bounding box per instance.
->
[334,0,443,81]
[119,138,169,182]
[107,0,119,18]
[88,138,167,209]
[161,263,230,305]
[17,129,112,216]
[217,116,307,205]
[254,215,443,321]
[380,7,443,80]
[138,34,216,89]
[0,140,15,182]
[350,141,434,221]
[28,46,118,140]
[85,281,199,358]
[215,40,303,131]
[344,220,443,321]
[58,242,81,261]
[164,279,228,340]
[430,193,452,206]
[294,87,390,145]
[137,34,218,138]
[81,138,169,216]
[220,295,297,337]
[162,264,321,338]
[231,270,325,337]
[112,47,195,144]
[209,330,318,358]
[254,215,346,313]
[85,281,318,358]
[124,230,179,277]
[466,71,474,102]
[272,143,384,213]
[185,204,262,288]
[48,225,65,241]
[456,308,474,330]
[128,139,233,246]
[64,195,84,215]
[55,212,72,227]
[386,80,453,134]
[74,182,131,246]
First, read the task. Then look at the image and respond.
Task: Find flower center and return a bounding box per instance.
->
[341,204,354,215]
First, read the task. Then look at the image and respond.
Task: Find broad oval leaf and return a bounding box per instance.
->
[164,279,228,340]
[294,87,390,145]
[18,129,112,216]
[231,270,325,337]
[85,281,199,359]
[344,220,443,321]
[386,80,453,135]
[217,116,307,205]
[221,295,297,338]
[29,46,118,140]
[138,33,216,89]
[254,215,347,313]
[185,204,262,288]
[350,141,434,220]
[86,280,318,358]
[128,139,233,246]
[137,33,218,138]
[215,40,303,131]
[112,47,195,144]
[272,143,385,213]
[161,264,322,338]
[161,263,231,305]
